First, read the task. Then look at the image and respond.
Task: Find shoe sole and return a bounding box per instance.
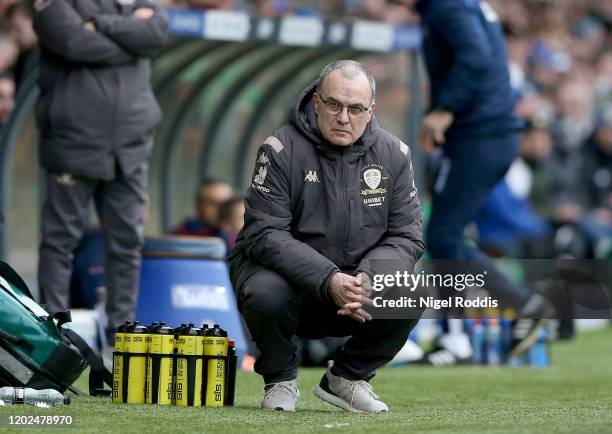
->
[313,385,363,413]
[507,319,549,358]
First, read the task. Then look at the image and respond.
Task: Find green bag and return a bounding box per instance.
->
[0,261,111,395]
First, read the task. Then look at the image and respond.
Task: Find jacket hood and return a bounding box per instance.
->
[288,80,380,159]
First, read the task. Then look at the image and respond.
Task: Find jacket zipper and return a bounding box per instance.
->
[341,154,351,244]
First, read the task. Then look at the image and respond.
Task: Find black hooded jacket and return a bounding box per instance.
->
[229,81,424,300]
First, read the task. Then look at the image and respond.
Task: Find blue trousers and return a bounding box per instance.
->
[426,134,530,307]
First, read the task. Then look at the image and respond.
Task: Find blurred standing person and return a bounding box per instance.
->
[218,194,244,251]
[543,80,595,257]
[173,178,234,237]
[574,106,612,258]
[0,72,15,127]
[0,71,15,236]
[415,0,553,363]
[0,33,19,73]
[6,1,38,87]
[33,0,168,345]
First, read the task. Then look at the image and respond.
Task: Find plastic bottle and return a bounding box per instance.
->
[203,324,228,407]
[124,321,148,404]
[0,387,70,407]
[486,319,501,366]
[499,317,513,360]
[471,319,486,364]
[528,328,550,367]
[0,387,13,406]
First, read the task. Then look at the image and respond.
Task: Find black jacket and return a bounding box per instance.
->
[33,0,168,180]
[229,82,424,300]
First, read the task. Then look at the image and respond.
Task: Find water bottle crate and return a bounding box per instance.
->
[111,321,237,407]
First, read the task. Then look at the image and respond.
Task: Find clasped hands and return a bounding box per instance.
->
[328,272,374,323]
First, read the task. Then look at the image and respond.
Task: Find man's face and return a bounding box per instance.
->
[313,69,375,146]
[8,11,37,51]
[0,78,15,124]
[197,182,233,226]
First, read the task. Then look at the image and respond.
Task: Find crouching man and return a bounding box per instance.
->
[229,60,424,412]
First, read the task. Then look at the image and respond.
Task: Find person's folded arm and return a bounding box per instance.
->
[93,1,168,58]
[241,138,339,300]
[33,0,135,66]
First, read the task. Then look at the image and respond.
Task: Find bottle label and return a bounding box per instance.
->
[14,388,24,404]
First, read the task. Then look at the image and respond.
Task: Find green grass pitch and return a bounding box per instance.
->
[1,327,611,433]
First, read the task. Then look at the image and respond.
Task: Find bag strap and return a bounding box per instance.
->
[62,329,112,397]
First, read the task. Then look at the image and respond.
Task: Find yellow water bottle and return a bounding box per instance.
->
[146,322,175,405]
[175,324,204,406]
[112,321,131,404]
[203,324,228,407]
[124,321,148,404]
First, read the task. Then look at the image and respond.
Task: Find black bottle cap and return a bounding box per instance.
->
[173,324,186,335]
[205,324,227,337]
[127,322,147,334]
[179,324,199,336]
[158,324,174,335]
[117,321,132,333]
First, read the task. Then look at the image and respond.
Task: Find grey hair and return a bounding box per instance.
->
[316,60,376,103]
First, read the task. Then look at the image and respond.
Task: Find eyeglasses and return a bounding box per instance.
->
[317,93,371,119]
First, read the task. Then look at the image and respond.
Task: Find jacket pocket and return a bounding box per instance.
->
[360,197,388,244]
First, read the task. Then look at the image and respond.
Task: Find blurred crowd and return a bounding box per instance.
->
[0,0,36,126]
[0,0,610,258]
[471,0,612,260]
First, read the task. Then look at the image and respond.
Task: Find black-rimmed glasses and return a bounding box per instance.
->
[317,93,372,118]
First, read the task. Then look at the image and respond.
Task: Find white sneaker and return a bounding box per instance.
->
[313,361,388,413]
[388,339,424,365]
[261,379,300,411]
[439,332,473,360]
